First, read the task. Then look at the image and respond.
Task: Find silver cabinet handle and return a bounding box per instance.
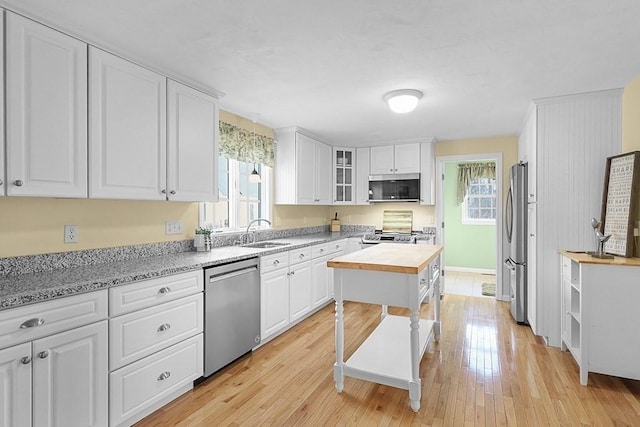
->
[157,323,171,332]
[0,179,3,185]
[273,260,280,266]
[21,356,31,365]
[158,286,171,294]
[38,350,49,359]
[162,189,166,194]
[14,180,24,186]
[170,190,176,195]
[299,253,305,259]
[20,318,45,329]
[433,265,439,270]
[319,248,324,253]
[420,278,427,284]
[290,270,296,276]
[335,245,340,249]
[530,233,535,237]
[158,371,171,381]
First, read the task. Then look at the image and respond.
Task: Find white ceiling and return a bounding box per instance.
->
[4,0,640,146]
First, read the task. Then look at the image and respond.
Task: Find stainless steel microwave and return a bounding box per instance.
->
[368,173,420,202]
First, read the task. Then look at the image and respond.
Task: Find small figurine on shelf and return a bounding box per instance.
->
[591,229,614,259]
[194,226,213,252]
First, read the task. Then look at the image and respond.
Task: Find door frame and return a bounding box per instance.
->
[435,153,505,301]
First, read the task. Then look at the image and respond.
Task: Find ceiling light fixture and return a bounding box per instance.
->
[383,89,423,114]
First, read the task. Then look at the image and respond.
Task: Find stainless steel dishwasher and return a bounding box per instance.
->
[203,257,260,377]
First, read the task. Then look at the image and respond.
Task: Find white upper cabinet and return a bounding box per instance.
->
[275,128,332,205]
[333,147,355,204]
[370,143,420,174]
[355,147,370,205]
[167,80,218,202]
[5,12,88,198]
[420,140,435,205]
[89,47,167,200]
[0,10,4,197]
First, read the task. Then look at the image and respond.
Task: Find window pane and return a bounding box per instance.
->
[345,169,352,184]
[218,156,229,199]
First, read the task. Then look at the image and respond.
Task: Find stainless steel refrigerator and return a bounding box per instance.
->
[504,162,528,324]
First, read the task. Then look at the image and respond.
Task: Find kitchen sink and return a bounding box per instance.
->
[241,241,291,249]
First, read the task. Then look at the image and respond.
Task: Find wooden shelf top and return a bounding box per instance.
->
[560,250,640,267]
[328,243,443,274]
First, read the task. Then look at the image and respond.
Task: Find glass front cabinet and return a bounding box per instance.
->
[333,147,355,204]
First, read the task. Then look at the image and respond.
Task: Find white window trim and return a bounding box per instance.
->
[461,178,496,226]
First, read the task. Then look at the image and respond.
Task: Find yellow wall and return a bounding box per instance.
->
[0,197,198,258]
[622,75,640,152]
[436,135,518,203]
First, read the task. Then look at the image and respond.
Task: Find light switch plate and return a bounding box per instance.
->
[165,220,183,235]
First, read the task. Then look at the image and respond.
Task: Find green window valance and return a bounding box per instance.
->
[456,161,496,204]
[219,121,275,167]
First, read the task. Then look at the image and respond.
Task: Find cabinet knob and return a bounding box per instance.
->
[420,278,427,284]
[157,371,171,381]
[335,245,340,249]
[299,253,305,259]
[20,356,32,365]
[162,189,166,194]
[319,248,324,253]
[0,179,3,186]
[530,233,535,237]
[20,318,45,329]
[273,260,279,266]
[157,323,171,332]
[290,270,296,276]
[158,286,171,294]
[529,193,534,197]
[38,350,49,359]
[170,190,176,195]
[14,180,24,186]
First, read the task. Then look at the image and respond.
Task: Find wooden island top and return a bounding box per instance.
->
[560,250,640,267]
[327,243,443,275]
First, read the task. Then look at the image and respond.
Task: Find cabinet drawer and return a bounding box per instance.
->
[329,239,346,255]
[0,290,108,350]
[109,334,203,427]
[109,270,203,316]
[260,252,289,274]
[109,293,203,370]
[312,242,332,258]
[289,247,312,265]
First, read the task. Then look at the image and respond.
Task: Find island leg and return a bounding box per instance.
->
[434,275,441,341]
[334,297,345,392]
[408,307,421,412]
[381,304,388,320]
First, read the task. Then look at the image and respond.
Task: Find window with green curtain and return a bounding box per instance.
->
[456,161,496,205]
[218,121,275,167]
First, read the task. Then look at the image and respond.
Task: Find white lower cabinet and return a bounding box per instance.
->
[108,270,203,427]
[109,334,203,427]
[260,240,347,343]
[0,291,109,427]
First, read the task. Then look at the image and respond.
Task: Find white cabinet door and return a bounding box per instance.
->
[355,147,370,205]
[167,80,218,202]
[527,202,537,334]
[333,148,355,204]
[394,143,420,173]
[315,142,332,204]
[295,133,316,204]
[260,269,290,339]
[311,255,330,308]
[289,261,312,322]
[420,141,435,205]
[33,321,108,427]
[6,12,88,198]
[89,47,166,200]
[0,12,4,197]
[0,342,31,427]
[369,145,395,174]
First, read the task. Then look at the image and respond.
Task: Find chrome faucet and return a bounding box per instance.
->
[241,218,272,244]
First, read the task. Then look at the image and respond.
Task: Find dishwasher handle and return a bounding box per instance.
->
[208,265,258,283]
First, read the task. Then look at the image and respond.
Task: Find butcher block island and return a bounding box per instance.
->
[328,243,443,412]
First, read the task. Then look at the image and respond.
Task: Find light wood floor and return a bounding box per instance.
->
[137,295,640,426]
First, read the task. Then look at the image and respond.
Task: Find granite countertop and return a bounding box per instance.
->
[0,231,363,311]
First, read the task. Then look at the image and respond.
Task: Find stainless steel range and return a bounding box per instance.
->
[361,232,417,245]
[362,210,421,246]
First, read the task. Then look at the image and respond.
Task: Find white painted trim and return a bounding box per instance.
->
[435,153,505,301]
[445,266,496,275]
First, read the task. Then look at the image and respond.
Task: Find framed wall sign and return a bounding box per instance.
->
[599,151,640,257]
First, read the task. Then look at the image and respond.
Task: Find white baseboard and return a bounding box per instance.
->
[444,266,496,275]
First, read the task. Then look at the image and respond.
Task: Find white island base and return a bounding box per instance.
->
[328,243,443,412]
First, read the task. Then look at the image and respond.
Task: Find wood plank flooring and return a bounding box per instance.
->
[136,295,640,426]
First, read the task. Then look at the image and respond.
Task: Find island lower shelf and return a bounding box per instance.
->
[344,315,434,390]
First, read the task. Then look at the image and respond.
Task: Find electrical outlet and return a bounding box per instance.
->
[165,220,183,235]
[64,225,79,243]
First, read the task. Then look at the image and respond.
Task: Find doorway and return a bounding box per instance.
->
[435,153,504,300]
